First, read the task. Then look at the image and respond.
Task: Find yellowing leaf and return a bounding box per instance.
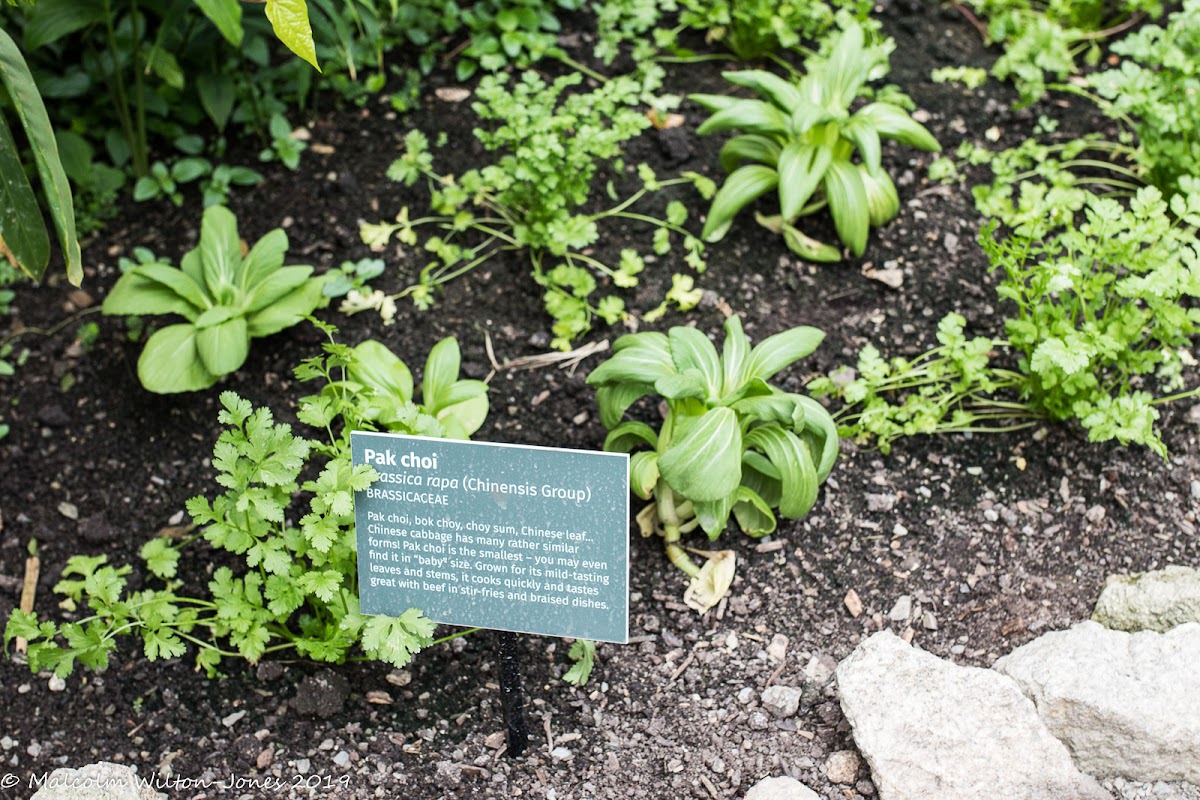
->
[683,549,736,614]
[265,0,321,72]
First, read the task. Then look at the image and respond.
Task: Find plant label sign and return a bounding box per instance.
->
[351,432,630,643]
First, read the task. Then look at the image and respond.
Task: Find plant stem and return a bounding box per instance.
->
[431,627,481,646]
[656,482,701,579]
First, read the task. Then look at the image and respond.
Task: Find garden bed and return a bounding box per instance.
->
[1,3,1198,799]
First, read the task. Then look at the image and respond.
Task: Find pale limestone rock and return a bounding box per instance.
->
[1092,566,1200,633]
[30,762,165,800]
[836,631,1110,800]
[743,775,821,800]
[994,621,1200,784]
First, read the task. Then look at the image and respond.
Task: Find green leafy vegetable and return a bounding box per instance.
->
[101,205,329,393]
[693,21,939,259]
[589,315,837,612]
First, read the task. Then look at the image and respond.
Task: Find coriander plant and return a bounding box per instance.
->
[674,0,872,60]
[963,0,1163,104]
[815,185,1200,458]
[693,21,939,260]
[101,205,329,393]
[362,72,711,349]
[1087,0,1200,196]
[4,329,488,677]
[588,315,838,612]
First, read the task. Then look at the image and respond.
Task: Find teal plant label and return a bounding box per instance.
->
[351,432,630,643]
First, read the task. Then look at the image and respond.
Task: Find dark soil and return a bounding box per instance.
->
[2,3,1198,800]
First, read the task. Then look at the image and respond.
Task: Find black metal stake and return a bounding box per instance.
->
[496,630,529,758]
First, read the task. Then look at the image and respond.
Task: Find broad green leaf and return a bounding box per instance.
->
[694,492,735,539]
[781,222,841,263]
[859,166,899,227]
[702,165,779,242]
[722,70,804,110]
[349,340,414,402]
[198,205,242,299]
[655,371,708,401]
[193,0,244,47]
[0,113,50,276]
[745,425,817,519]
[855,102,941,152]
[629,451,659,500]
[719,134,781,172]
[147,48,185,90]
[721,315,750,396]
[824,159,869,256]
[730,393,800,426]
[587,338,675,386]
[794,396,839,481]
[24,0,105,49]
[0,28,80,283]
[689,93,744,113]
[742,450,781,506]
[777,141,832,221]
[265,0,321,72]
[132,263,212,310]
[196,73,236,130]
[731,486,776,536]
[744,326,824,383]
[595,382,654,429]
[696,99,789,137]
[422,337,461,412]
[194,305,239,329]
[437,393,488,439]
[842,116,882,174]
[604,420,659,453]
[242,266,314,313]
[245,278,326,337]
[196,317,249,376]
[788,99,836,136]
[240,228,289,290]
[101,269,201,320]
[821,21,869,108]
[659,407,743,502]
[138,324,217,393]
[669,327,722,399]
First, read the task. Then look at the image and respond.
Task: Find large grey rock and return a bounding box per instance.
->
[1092,566,1200,632]
[743,775,820,800]
[836,631,1110,800]
[994,621,1200,784]
[30,762,165,800]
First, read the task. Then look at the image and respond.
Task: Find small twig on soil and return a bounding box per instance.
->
[15,549,40,655]
[952,2,990,40]
[0,307,101,349]
[765,661,787,688]
[1077,13,1145,40]
[483,336,610,383]
[669,651,695,682]
[700,774,721,800]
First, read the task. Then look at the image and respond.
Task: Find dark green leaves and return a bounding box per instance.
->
[0,28,81,284]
